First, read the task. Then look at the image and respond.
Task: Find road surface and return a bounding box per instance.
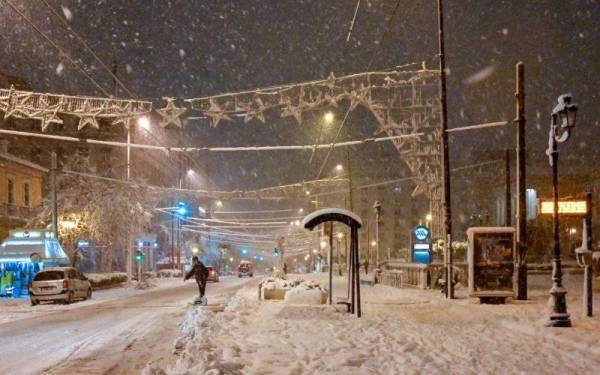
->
[0,276,256,374]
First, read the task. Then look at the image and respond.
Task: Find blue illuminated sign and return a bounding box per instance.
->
[413,225,430,242]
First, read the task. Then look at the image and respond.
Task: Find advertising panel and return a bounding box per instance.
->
[467,227,516,299]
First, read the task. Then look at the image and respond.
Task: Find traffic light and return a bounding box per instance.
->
[176,201,188,216]
[273,248,280,257]
[134,250,144,263]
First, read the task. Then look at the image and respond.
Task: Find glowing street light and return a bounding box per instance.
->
[320,241,327,249]
[336,232,344,240]
[192,247,199,254]
[298,208,304,214]
[425,213,433,222]
[137,115,150,129]
[305,190,311,196]
[215,200,223,208]
[229,257,234,262]
[335,164,343,173]
[312,249,319,254]
[187,169,195,176]
[371,240,377,247]
[323,111,334,124]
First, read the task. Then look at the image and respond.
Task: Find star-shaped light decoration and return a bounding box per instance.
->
[77,100,103,130]
[3,85,28,120]
[323,72,336,90]
[157,97,186,128]
[281,99,302,124]
[204,99,230,127]
[244,96,266,123]
[31,97,63,131]
[111,102,133,128]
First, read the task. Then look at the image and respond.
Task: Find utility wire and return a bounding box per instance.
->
[2,0,111,96]
[39,0,136,98]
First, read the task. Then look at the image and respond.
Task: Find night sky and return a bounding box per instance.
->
[1,0,599,191]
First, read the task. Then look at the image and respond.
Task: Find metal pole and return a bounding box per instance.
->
[547,135,571,327]
[350,230,355,315]
[354,226,361,318]
[505,149,511,226]
[126,123,131,181]
[437,0,453,299]
[50,152,58,240]
[515,62,528,300]
[328,222,333,305]
[584,191,593,317]
[375,210,380,267]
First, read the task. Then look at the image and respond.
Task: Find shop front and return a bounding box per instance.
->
[0,229,70,298]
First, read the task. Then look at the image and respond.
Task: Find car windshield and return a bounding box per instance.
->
[34,270,65,281]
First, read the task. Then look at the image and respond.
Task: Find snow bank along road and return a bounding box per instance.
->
[0,276,257,375]
[162,275,600,374]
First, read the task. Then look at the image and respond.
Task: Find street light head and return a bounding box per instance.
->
[298,208,304,214]
[215,200,223,208]
[323,111,334,124]
[335,164,343,173]
[371,240,377,247]
[320,241,327,249]
[137,116,150,129]
[425,213,433,222]
[192,247,199,254]
[187,169,195,176]
[336,232,344,240]
[305,190,311,196]
[553,94,578,130]
[373,200,381,212]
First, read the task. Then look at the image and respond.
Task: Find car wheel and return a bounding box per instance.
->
[66,291,75,304]
[250,274,253,277]
[86,288,92,300]
[30,299,39,306]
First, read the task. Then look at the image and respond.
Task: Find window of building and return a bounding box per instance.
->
[24,182,31,207]
[7,178,15,205]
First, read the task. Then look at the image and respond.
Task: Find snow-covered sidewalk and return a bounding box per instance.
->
[157,273,600,374]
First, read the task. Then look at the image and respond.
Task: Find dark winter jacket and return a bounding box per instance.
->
[185,262,209,282]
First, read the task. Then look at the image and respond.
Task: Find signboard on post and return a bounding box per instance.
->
[539,199,587,215]
[411,225,431,264]
[467,227,516,302]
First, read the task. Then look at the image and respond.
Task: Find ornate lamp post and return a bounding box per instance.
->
[373,201,382,267]
[545,94,578,328]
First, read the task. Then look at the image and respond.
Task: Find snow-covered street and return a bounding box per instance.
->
[0,276,256,375]
[153,273,600,375]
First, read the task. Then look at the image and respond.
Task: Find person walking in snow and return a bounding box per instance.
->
[184,256,210,301]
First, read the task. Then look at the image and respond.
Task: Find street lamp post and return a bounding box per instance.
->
[545,94,578,328]
[373,201,382,267]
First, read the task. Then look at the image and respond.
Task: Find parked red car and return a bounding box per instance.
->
[206,266,219,282]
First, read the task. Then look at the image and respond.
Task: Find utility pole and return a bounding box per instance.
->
[50,152,58,240]
[505,149,511,226]
[437,0,453,299]
[515,62,527,300]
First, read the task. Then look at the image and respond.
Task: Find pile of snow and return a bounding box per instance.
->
[284,280,327,305]
[84,272,127,289]
[157,269,183,278]
[260,276,302,291]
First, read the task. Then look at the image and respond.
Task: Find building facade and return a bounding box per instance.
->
[0,140,47,240]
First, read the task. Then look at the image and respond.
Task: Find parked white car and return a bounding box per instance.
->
[29,267,92,305]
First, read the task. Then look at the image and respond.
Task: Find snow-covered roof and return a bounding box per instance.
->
[302,208,363,230]
[0,152,48,173]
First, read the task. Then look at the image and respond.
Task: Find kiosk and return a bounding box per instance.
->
[467,227,516,303]
[0,229,69,297]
